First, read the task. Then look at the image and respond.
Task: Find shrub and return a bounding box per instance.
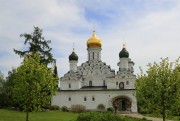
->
[61,105,69,112]
[71,104,86,113]
[75,112,124,121]
[139,108,148,114]
[51,105,60,110]
[43,105,53,110]
[43,105,59,110]
[142,117,147,120]
[97,104,105,111]
[107,107,114,113]
[75,112,151,121]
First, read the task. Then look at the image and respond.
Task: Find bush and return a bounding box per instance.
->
[97,104,105,111]
[61,105,69,112]
[71,104,86,113]
[75,112,124,121]
[107,107,114,113]
[75,112,151,121]
[142,117,147,120]
[139,108,148,114]
[43,105,52,110]
[51,105,60,110]
[43,105,59,110]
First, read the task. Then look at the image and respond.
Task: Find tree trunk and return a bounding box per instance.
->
[162,92,165,121]
[162,80,166,121]
[162,106,165,121]
[26,110,29,121]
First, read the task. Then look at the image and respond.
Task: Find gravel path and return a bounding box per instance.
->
[120,113,173,121]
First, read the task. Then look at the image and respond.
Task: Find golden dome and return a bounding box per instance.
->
[87,31,102,48]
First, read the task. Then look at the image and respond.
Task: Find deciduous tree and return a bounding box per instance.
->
[3,69,17,107]
[13,53,58,121]
[136,58,180,121]
[0,71,5,107]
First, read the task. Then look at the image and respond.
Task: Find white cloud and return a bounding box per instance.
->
[1,0,180,77]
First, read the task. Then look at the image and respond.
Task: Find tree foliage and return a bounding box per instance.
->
[75,112,150,121]
[0,71,5,107]
[12,53,58,121]
[2,69,17,107]
[0,71,5,89]
[14,27,55,66]
[136,58,180,121]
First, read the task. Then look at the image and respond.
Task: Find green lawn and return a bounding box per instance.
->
[144,113,180,121]
[0,109,78,121]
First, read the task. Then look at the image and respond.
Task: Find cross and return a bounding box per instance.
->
[73,42,75,52]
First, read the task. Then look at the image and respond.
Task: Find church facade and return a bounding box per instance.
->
[52,31,137,113]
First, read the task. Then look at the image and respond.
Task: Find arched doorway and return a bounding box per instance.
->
[112,96,131,112]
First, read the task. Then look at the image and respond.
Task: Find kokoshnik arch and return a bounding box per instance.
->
[52,31,137,113]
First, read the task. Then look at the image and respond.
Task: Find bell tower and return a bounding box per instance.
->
[87,31,102,61]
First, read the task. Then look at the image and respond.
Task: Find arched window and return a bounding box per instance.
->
[126,81,129,85]
[68,97,71,101]
[116,82,118,85]
[89,81,92,86]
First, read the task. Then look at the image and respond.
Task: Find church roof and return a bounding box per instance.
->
[87,31,102,48]
[119,45,129,58]
[69,51,78,61]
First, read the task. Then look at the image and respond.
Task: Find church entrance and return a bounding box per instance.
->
[112,96,131,113]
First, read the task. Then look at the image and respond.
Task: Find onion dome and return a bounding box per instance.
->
[69,49,78,61]
[119,44,129,58]
[87,31,102,48]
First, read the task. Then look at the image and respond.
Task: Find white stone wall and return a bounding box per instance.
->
[52,90,137,112]
[60,80,82,90]
[83,75,106,86]
[107,77,136,89]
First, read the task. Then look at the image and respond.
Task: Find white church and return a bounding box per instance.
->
[52,31,137,113]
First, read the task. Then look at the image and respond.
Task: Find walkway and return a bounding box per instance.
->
[120,113,173,121]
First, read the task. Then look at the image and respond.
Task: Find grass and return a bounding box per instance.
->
[0,109,78,121]
[2,109,173,121]
[144,113,180,121]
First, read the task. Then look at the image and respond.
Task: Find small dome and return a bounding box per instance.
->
[69,51,78,61]
[119,46,129,58]
[87,31,102,48]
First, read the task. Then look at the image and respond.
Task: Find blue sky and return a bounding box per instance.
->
[0,0,180,77]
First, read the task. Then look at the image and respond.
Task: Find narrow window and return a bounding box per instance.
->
[89,81,92,86]
[69,97,71,101]
[93,52,94,59]
[116,82,118,85]
[69,83,71,88]
[126,81,129,85]
[103,80,105,86]
[92,97,95,101]
[84,97,87,101]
